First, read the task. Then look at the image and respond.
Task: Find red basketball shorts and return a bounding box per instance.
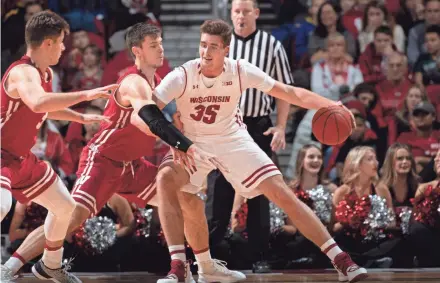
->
[71,146,157,216]
[1,149,57,203]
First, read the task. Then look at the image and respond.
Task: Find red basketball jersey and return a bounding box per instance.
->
[1,56,53,157]
[87,66,159,162]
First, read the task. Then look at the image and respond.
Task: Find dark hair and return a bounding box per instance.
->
[374,25,393,37]
[314,2,345,38]
[126,22,162,58]
[25,10,69,48]
[83,44,102,64]
[426,24,440,37]
[362,0,388,32]
[353,82,379,110]
[200,19,233,46]
[425,0,440,5]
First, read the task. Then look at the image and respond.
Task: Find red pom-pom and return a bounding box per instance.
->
[412,185,440,228]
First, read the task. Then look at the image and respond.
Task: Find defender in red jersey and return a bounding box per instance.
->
[5,22,226,283]
[0,11,117,283]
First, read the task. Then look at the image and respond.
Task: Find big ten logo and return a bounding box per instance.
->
[36,113,48,129]
[76,175,91,186]
[222,81,233,86]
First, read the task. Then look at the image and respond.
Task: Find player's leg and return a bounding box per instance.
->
[178,191,246,283]
[258,175,368,282]
[4,203,90,275]
[0,188,12,221]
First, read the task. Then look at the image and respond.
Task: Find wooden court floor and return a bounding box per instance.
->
[13,268,440,282]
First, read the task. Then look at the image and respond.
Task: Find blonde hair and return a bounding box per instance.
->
[342,146,378,186]
[380,143,419,190]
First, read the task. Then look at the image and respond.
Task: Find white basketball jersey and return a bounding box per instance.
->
[176,58,245,138]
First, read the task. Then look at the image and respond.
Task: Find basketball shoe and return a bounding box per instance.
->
[1,264,18,282]
[196,259,246,283]
[157,260,196,283]
[31,259,82,283]
[332,252,368,282]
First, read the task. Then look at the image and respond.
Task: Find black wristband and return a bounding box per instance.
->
[138,104,193,152]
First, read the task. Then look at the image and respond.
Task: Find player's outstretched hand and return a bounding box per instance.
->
[185,145,230,173]
[335,101,356,130]
[80,113,111,124]
[84,84,119,101]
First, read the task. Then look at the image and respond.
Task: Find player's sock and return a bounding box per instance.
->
[4,252,26,274]
[42,245,63,269]
[169,245,186,262]
[194,248,212,273]
[320,238,343,261]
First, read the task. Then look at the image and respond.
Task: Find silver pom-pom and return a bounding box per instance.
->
[270,202,286,232]
[363,195,395,241]
[399,207,412,235]
[307,185,333,224]
[83,216,117,254]
[137,208,153,238]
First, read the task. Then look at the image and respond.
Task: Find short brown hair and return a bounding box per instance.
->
[200,19,232,46]
[126,22,162,58]
[25,10,70,48]
[232,0,259,8]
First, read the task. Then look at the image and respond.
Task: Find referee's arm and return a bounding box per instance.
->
[267,44,294,150]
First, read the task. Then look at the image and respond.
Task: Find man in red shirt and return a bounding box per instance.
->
[397,101,440,172]
[376,52,413,118]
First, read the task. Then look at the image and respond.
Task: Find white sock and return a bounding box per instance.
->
[320,239,343,261]
[194,249,212,263]
[169,245,186,262]
[4,254,25,274]
[42,247,63,269]
[195,249,213,273]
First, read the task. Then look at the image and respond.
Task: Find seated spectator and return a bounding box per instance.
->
[387,85,435,144]
[359,25,397,84]
[71,44,104,91]
[396,0,425,36]
[376,52,413,118]
[358,1,405,53]
[414,25,440,87]
[407,0,440,67]
[341,0,364,38]
[285,33,363,179]
[308,1,357,65]
[397,101,440,172]
[271,0,324,69]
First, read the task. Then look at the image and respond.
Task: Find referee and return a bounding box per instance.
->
[206,0,293,273]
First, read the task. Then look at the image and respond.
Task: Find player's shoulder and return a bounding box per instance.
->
[7,63,40,82]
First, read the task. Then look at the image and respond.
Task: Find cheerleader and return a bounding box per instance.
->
[409,149,440,267]
[271,145,336,268]
[333,146,397,267]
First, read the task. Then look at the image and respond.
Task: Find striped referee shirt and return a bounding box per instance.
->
[229,29,294,117]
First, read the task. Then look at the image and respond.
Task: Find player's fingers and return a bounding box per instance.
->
[101,84,119,93]
[263,128,273,136]
[188,155,196,169]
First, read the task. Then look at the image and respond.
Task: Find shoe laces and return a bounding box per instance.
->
[209,259,232,275]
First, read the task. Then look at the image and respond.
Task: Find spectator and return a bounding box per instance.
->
[396,0,425,36]
[358,1,405,53]
[407,0,440,67]
[414,25,440,87]
[397,101,440,172]
[359,25,397,84]
[308,1,357,65]
[341,0,365,38]
[71,44,104,91]
[286,33,363,179]
[376,52,413,118]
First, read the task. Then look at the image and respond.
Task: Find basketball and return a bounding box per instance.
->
[312,106,352,145]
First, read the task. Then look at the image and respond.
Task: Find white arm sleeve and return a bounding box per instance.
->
[239,60,276,93]
[154,67,187,104]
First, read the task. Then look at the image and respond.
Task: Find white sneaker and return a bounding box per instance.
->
[196,259,246,283]
[0,264,18,282]
[157,260,196,283]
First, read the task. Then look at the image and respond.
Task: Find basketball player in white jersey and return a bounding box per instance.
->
[154,19,368,283]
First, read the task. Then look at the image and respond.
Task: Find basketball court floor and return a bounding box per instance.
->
[12,268,440,282]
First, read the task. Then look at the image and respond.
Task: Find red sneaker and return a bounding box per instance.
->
[157,260,195,283]
[332,252,368,282]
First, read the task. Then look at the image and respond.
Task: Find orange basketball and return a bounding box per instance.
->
[312,106,352,145]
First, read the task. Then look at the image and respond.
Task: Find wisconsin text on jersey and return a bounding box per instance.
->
[189,96,231,103]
